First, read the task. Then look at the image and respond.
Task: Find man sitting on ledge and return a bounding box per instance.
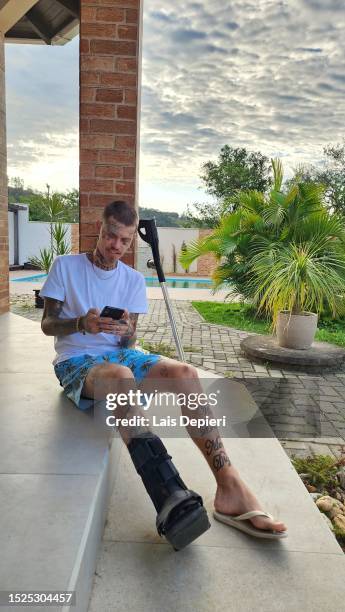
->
[40,199,287,547]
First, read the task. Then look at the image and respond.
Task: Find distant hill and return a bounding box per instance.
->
[8,185,190,227]
[139,206,185,227]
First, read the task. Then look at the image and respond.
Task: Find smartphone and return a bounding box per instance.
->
[100,306,125,320]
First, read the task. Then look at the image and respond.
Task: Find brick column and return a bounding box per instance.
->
[0,31,9,314]
[79,0,142,267]
[197,229,218,277]
[71,223,80,254]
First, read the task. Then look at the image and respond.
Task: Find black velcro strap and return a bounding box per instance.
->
[129,435,171,472]
[156,459,179,484]
[129,443,152,471]
[156,490,203,534]
[147,436,166,457]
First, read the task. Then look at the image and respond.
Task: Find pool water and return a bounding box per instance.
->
[12,273,47,282]
[145,276,212,289]
[12,273,212,289]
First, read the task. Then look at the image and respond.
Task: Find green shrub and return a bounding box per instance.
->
[291,454,340,489]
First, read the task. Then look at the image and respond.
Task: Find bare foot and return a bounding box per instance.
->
[214,472,287,533]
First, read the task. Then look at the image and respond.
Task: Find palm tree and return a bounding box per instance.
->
[180,160,345,321]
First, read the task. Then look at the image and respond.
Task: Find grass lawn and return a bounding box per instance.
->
[192,301,345,348]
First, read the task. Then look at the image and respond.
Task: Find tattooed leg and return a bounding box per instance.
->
[142,360,235,485]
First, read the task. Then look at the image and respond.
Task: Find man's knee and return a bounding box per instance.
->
[163,361,198,379]
[82,362,134,398]
[87,363,133,388]
[98,363,133,379]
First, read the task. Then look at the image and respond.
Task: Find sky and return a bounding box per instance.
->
[5,0,345,214]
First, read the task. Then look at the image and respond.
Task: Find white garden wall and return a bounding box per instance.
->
[137,227,199,275]
[8,205,71,266]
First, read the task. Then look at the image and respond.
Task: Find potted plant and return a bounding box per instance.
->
[250,237,345,349]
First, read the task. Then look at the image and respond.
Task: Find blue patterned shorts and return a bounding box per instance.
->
[54,349,161,411]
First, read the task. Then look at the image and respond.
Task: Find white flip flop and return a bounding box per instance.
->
[213,509,288,539]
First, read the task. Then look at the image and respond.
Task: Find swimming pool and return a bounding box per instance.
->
[12,273,213,289]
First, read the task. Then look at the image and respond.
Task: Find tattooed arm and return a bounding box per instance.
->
[41,298,101,336]
[41,297,79,336]
[118,313,139,348]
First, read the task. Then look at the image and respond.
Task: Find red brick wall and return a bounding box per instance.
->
[0,32,9,314]
[79,0,142,266]
[197,229,218,277]
[71,223,79,254]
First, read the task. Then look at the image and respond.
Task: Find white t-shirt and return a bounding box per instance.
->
[39,254,148,365]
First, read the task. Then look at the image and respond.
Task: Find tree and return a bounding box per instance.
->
[318,141,345,214]
[180,200,226,229]
[12,186,79,222]
[59,188,79,222]
[8,176,36,205]
[287,140,345,215]
[201,145,272,199]
[9,176,24,190]
[183,145,272,228]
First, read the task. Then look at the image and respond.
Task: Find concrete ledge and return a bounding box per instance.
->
[0,313,121,612]
[241,334,345,367]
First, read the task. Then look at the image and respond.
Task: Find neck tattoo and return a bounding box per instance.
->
[86,247,118,271]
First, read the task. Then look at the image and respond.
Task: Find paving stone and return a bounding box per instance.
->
[269,416,311,425]
[203,362,216,369]
[280,440,308,450]
[320,402,341,413]
[319,423,341,436]
[274,431,315,439]
[307,443,335,457]
[331,402,345,411]
[283,447,311,458]
[319,397,342,405]
[335,428,345,438]
[253,365,268,373]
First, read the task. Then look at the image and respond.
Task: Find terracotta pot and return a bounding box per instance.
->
[276,310,318,349]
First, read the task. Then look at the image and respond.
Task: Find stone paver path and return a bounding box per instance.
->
[11,296,345,460]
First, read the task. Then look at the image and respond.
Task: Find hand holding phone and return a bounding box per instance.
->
[100,306,125,320]
[99,306,130,336]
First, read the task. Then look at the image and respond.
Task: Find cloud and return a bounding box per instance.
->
[139,0,345,207]
[171,28,207,42]
[4,0,345,211]
[301,0,344,10]
[225,22,240,31]
[150,11,175,23]
[297,47,322,52]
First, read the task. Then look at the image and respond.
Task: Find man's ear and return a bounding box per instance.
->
[96,220,102,233]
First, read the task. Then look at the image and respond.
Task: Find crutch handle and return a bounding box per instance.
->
[138,219,166,282]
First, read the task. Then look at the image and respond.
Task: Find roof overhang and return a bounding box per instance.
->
[8,204,27,211]
[0,0,79,45]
